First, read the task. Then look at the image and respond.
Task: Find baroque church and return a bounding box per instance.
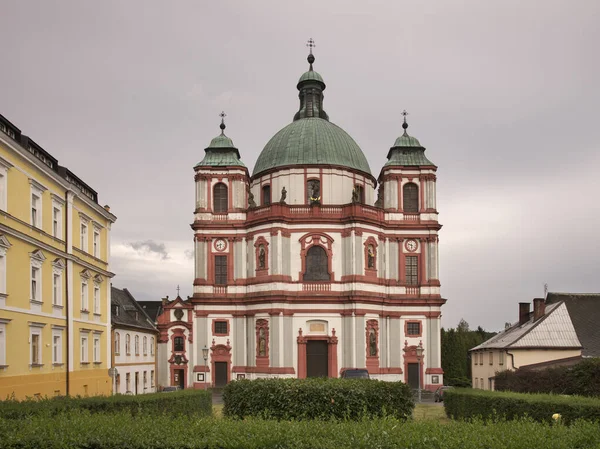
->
[156,45,445,390]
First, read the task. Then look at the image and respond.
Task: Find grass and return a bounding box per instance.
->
[213,403,448,423]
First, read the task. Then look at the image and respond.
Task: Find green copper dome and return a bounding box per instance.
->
[384,120,435,167]
[195,119,246,168]
[253,118,371,176]
[298,70,324,86]
[207,134,236,149]
[393,133,422,148]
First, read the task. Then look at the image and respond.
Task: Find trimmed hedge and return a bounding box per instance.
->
[0,389,212,419]
[495,359,600,397]
[444,388,600,424]
[2,411,600,448]
[223,378,414,420]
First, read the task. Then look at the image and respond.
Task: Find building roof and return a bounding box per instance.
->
[195,121,246,168]
[470,301,581,351]
[111,287,158,332]
[384,121,435,168]
[298,69,324,86]
[137,300,164,323]
[253,118,372,177]
[546,293,600,357]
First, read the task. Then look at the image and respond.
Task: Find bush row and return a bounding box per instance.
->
[0,389,212,419]
[444,388,600,424]
[495,359,600,397]
[1,411,600,449]
[223,378,414,420]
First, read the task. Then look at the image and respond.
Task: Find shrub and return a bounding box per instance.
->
[1,411,600,448]
[495,359,600,397]
[0,389,212,419]
[223,378,414,420]
[444,388,600,424]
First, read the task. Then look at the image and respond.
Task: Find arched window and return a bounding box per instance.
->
[174,336,184,352]
[125,334,131,355]
[213,183,228,213]
[353,185,365,203]
[115,332,120,355]
[143,336,148,355]
[403,183,419,213]
[304,246,330,281]
[262,185,271,206]
[150,337,155,356]
[135,335,140,355]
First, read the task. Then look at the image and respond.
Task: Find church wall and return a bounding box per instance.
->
[342,235,352,276]
[233,316,245,366]
[246,238,255,276]
[271,233,279,275]
[233,240,243,279]
[384,179,398,209]
[195,240,206,279]
[389,240,399,280]
[246,316,256,367]
[389,318,402,366]
[282,234,291,276]
[354,233,363,274]
[196,179,207,210]
[355,315,366,368]
[157,342,169,388]
[342,315,353,368]
[270,314,280,367]
[379,316,388,369]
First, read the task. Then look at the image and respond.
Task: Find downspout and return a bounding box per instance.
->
[506,350,516,370]
[64,190,70,396]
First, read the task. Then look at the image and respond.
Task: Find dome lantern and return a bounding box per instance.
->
[195,112,246,168]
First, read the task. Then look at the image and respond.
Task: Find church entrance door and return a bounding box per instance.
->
[407,363,419,389]
[215,362,228,387]
[306,340,328,377]
[174,369,184,389]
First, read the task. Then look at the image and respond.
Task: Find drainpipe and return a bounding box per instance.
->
[64,190,70,396]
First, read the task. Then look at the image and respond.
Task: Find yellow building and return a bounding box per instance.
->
[0,114,116,399]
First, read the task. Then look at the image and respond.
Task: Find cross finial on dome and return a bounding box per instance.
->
[306,38,316,70]
[219,111,227,135]
[401,110,409,134]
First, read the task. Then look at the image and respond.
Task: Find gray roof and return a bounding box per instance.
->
[546,293,600,357]
[138,300,163,323]
[111,287,158,332]
[470,301,581,351]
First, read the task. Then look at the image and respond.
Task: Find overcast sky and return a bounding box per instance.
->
[2,0,599,331]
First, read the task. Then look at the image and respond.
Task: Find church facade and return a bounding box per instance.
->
[156,49,445,391]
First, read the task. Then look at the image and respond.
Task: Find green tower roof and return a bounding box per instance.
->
[253,117,371,176]
[384,118,435,167]
[298,70,324,86]
[195,116,246,168]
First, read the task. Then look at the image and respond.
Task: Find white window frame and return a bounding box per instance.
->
[0,319,9,367]
[93,284,100,314]
[80,222,88,251]
[52,328,63,365]
[499,351,505,366]
[115,332,120,355]
[125,333,131,355]
[81,281,88,311]
[135,335,140,356]
[143,336,147,355]
[30,250,45,303]
[93,227,100,258]
[81,333,89,363]
[0,235,11,298]
[150,337,155,356]
[150,370,154,387]
[30,324,44,366]
[93,334,100,363]
[0,156,13,212]
[29,180,46,229]
[51,259,65,307]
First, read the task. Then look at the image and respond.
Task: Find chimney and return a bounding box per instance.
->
[533,298,546,321]
[518,302,531,325]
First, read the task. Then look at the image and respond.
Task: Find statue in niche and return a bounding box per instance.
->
[374,186,383,208]
[369,328,377,356]
[258,245,266,269]
[247,186,256,208]
[307,179,321,204]
[367,245,375,268]
[258,328,266,356]
[280,186,287,204]
[351,187,359,203]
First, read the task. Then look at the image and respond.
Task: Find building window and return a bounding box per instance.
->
[143,336,148,355]
[499,351,505,366]
[262,185,271,206]
[473,354,478,365]
[489,352,493,365]
[403,183,419,213]
[81,281,88,311]
[125,334,131,355]
[81,335,89,363]
[0,161,10,212]
[213,183,228,213]
[126,373,131,393]
[307,179,321,204]
[52,274,60,305]
[31,267,40,301]
[93,285,100,314]
[214,321,228,335]
[0,322,7,367]
[115,332,120,355]
[151,370,154,387]
[479,352,483,365]
[93,335,100,363]
[174,336,184,352]
[215,255,227,285]
[0,236,9,295]
[405,256,418,285]
[303,246,330,281]
[135,335,140,355]
[31,193,41,228]
[52,207,61,238]
[93,228,100,258]
[353,184,365,203]
[80,223,88,251]
[150,337,155,356]
[30,330,42,365]
[406,322,421,336]
[143,371,147,389]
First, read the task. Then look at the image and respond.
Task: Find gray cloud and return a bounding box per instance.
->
[1,0,599,330]
[184,249,194,260]
[128,240,169,260]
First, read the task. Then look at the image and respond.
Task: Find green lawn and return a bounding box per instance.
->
[213,403,448,422]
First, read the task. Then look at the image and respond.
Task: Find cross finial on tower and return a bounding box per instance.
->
[306,38,316,55]
[401,109,409,133]
[306,38,316,70]
[176,285,180,296]
[219,111,227,135]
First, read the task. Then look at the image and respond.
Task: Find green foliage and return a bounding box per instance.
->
[495,358,600,397]
[0,389,212,419]
[2,411,600,448]
[444,387,600,424]
[441,319,496,384]
[223,378,414,420]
